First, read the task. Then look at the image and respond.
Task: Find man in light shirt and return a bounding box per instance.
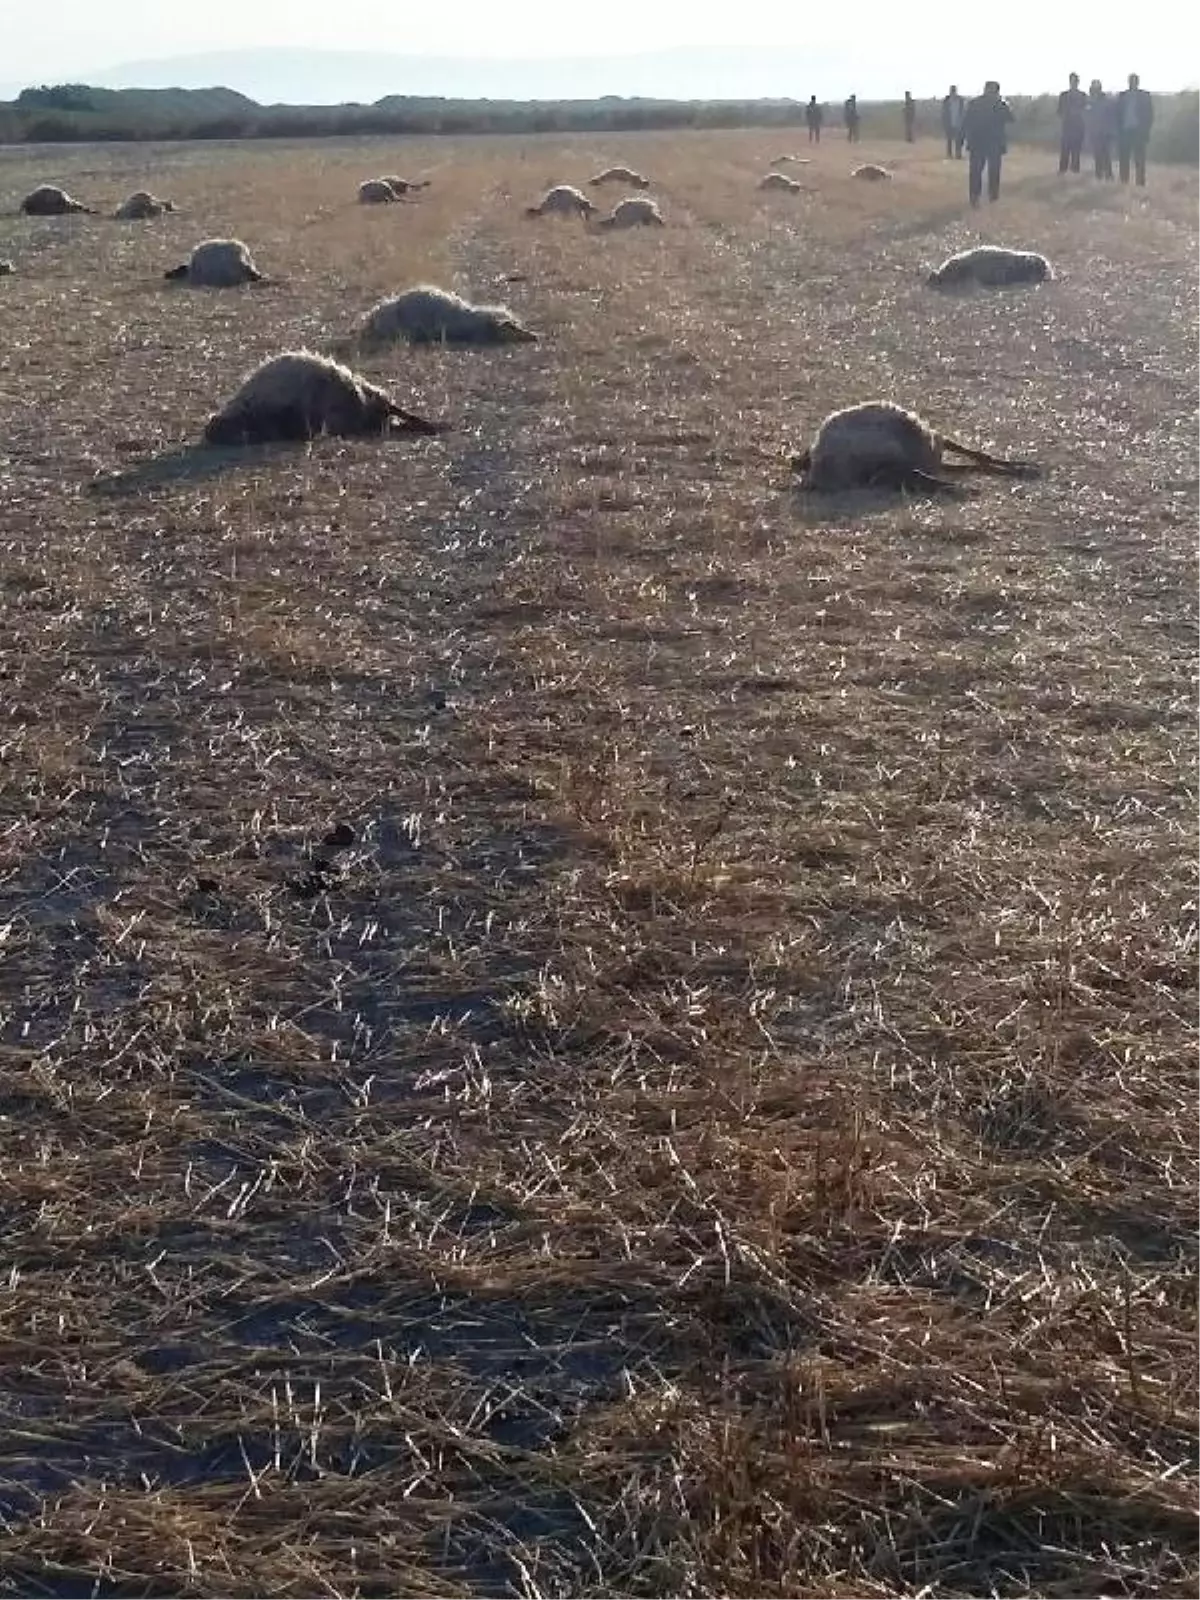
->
[1115,73,1154,186]
[942,85,966,159]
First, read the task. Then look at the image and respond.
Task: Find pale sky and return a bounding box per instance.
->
[1,0,1196,99]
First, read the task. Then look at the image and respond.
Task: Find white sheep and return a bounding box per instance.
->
[791,401,1038,493]
[358,284,538,347]
[589,166,651,188]
[596,196,665,229]
[927,246,1054,289]
[115,190,176,219]
[164,239,265,287]
[20,184,92,216]
[758,171,804,192]
[525,185,598,219]
[852,164,893,182]
[202,350,446,447]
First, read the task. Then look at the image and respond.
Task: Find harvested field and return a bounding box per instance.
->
[0,129,1197,1598]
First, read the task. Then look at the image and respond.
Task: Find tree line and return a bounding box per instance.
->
[1,82,1195,164]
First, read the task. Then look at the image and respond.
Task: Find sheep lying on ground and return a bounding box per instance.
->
[115,190,176,219]
[589,166,650,188]
[21,184,92,215]
[927,245,1054,288]
[359,178,401,204]
[358,284,538,347]
[791,401,1038,493]
[164,239,265,286]
[380,175,430,195]
[852,164,893,181]
[0,260,13,275]
[202,351,446,447]
[525,185,598,218]
[759,171,804,192]
[773,154,811,165]
[596,196,665,228]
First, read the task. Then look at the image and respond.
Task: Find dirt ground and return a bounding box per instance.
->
[0,129,1196,1597]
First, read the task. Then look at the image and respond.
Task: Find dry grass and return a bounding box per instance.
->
[0,128,1196,1598]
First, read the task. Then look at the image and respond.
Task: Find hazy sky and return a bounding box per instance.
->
[1,0,1195,97]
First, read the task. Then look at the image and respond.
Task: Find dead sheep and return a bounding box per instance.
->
[525,185,598,219]
[164,239,265,287]
[359,284,538,347]
[927,246,1054,289]
[589,166,651,188]
[115,190,176,219]
[852,164,893,181]
[772,154,811,165]
[359,178,401,204]
[202,350,446,448]
[380,175,430,195]
[20,184,92,216]
[596,196,665,228]
[791,401,1038,494]
[0,260,13,275]
[759,171,804,192]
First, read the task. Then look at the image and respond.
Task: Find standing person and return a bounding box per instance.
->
[942,84,966,157]
[903,91,917,142]
[1057,72,1088,172]
[844,94,861,142]
[806,95,825,144]
[964,80,1014,206]
[1087,80,1115,178]
[1116,73,1153,185]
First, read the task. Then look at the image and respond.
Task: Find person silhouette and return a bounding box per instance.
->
[1116,73,1154,185]
[963,80,1014,205]
[1057,72,1088,172]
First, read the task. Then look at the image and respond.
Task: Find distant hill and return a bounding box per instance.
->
[74,46,868,107]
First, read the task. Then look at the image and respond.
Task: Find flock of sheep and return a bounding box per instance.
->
[4,160,1055,491]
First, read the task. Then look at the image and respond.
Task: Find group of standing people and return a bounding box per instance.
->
[940,74,1154,204]
[805,77,1154,202]
[1055,73,1154,184]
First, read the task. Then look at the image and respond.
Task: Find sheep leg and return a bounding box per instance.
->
[896,468,962,495]
[939,435,1039,476]
[385,402,447,437]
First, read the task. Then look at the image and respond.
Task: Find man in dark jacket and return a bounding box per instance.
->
[844,94,861,142]
[1057,72,1088,172]
[1115,73,1154,185]
[942,85,966,157]
[806,96,825,143]
[903,91,916,142]
[964,81,1014,205]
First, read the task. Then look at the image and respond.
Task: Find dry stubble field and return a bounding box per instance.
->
[0,129,1197,1598]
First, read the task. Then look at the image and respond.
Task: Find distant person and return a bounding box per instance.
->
[1116,73,1154,185]
[806,96,825,143]
[942,84,966,158]
[1087,80,1115,179]
[903,91,917,142]
[964,80,1014,206]
[844,94,861,142]
[1057,72,1088,172]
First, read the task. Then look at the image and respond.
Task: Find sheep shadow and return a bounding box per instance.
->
[784,483,971,528]
[925,278,1057,298]
[88,441,292,495]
